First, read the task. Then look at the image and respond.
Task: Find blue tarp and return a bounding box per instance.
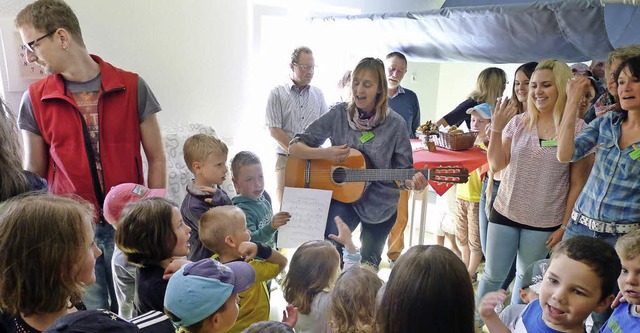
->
[309,0,639,63]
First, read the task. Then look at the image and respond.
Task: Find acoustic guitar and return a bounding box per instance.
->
[285,148,469,203]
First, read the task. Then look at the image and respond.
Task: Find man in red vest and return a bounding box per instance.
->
[15,0,167,313]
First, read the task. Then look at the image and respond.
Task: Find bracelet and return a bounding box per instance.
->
[560,224,567,230]
[491,126,503,133]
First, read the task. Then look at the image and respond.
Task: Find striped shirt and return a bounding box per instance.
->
[265,79,328,154]
[571,111,640,224]
[493,113,588,228]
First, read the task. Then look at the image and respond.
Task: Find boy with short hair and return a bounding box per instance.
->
[230,151,291,249]
[164,258,257,333]
[480,236,620,333]
[600,229,640,332]
[454,103,492,282]
[199,206,288,333]
[181,134,233,261]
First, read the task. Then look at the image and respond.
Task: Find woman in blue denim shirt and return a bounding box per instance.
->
[557,55,640,333]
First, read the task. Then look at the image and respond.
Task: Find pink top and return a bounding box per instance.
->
[493,113,588,228]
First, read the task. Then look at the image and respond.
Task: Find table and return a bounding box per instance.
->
[409,140,488,245]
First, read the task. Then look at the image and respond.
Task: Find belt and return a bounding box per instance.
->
[571,210,640,234]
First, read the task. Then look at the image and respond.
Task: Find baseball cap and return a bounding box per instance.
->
[164,258,256,327]
[521,258,550,294]
[570,63,593,76]
[43,310,140,333]
[466,103,492,119]
[103,183,166,225]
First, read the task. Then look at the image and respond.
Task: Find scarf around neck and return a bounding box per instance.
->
[347,107,390,131]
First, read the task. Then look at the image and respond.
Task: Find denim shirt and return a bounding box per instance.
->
[291,103,413,224]
[572,111,640,223]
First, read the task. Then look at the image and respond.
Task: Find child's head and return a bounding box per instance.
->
[231,151,264,201]
[282,240,341,314]
[376,245,475,333]
[466,103,492,133]
[165,258,256,333]
[103,183,166,226]
[183,134,229,186]
[519,259,549,304]
[0,194,100,316]
[615,229,640,307]
[115,197,191,266]
[328,265,382,333]
[199,206,251,255]
[541,237,621,331]
[242,321,295,333]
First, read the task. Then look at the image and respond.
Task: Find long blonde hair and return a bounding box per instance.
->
[469,67,507,107]
[347,57,389,122]
[525,59,572,130]
[329,265,382,333]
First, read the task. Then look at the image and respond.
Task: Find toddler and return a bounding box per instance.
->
[199,206,288,333]
[282,216,362,333]
[328,265,382,333]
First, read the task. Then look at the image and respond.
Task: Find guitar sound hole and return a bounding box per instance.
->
[332,167,347,184]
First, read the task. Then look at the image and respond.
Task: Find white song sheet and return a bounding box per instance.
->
[277,187,332,249]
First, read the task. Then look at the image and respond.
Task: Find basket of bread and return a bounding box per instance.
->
[434,126,478,151]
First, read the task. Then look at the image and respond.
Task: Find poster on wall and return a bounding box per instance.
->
[0,18,47,92]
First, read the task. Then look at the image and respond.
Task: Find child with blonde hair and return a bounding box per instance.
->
[181,133,232,261]
[199,206,288,333]
[282,216,361,333]
[115,197,191,314]
[328,265,382,333]
[0,194,101,331]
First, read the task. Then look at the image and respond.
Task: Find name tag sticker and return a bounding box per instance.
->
[541,140,558,147]
[630,149,640,160]
[359,131,374,143]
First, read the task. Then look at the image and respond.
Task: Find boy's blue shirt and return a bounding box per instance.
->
[232,191,277,249]
[600,303,640,333]
[514,299,580,333]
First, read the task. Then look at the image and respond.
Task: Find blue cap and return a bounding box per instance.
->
[466,103,492,119]
[164,259,256,327]
[43,310,140,333]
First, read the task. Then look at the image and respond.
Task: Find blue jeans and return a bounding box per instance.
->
[563,218,620,333]
[479,179,515,290]
[476,222,552,306]
[83,223,118,312]
[325,200,397,269]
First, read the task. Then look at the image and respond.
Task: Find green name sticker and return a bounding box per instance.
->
[359,131,374,143]
[630,149,640,161]
[541,140,558,147]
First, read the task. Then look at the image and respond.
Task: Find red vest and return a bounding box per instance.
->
[29,55,143,219]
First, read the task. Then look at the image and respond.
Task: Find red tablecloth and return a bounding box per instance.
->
[411,140,488,196]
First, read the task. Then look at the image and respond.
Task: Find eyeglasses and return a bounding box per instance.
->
[25,30,57,53]
[294,63,316,71]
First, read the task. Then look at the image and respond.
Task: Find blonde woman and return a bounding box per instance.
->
[476,59,594,306]
[437,67,507,128]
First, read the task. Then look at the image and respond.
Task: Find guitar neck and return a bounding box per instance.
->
[343,169,426,182]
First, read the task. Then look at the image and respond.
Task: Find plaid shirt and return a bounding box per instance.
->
[572,111,640,224]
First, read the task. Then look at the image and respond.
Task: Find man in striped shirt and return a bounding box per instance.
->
[265,46,328,204]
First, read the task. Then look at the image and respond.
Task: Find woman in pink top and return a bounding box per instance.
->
[476,59,594,307]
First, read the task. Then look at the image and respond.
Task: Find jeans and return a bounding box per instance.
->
[325,200,397,269]
[563,218,620,333]
[476,221,552,307]
[83,222,118,312]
